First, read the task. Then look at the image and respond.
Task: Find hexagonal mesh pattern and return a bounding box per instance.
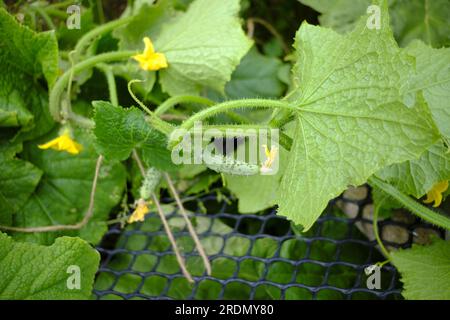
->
[93,190,441,300]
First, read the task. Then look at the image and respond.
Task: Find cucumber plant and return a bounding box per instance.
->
[0,0,449,300]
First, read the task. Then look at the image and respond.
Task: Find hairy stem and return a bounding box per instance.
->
[180,124,292,150]
[368,176,450,230]
[155,95,251,124]
[61,51,76,122]
[0,156,103,233]
[74,15,133,58]
[198,124,273,132]
[97,63,118,106]
[171,99,297,148]
[127,80,174,135]
[50,50,135,121]
[155,95,215,116]
[372,199,392,260]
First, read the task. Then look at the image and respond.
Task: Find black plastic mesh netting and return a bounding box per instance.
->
[93,188,442,300]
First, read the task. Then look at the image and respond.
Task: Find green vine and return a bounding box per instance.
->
[372,198,392,260]
[73,15,133,59]
[49,50,135,121]
[155,95,215,116]
[368,176,450,231]
[97,63,119,106]
[169,99,297,148]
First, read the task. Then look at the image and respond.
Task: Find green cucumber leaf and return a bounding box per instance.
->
[224,46,286,99]
[114,0,178,51]
[0,140,41,225]
[111,0,177,94]
[0,140,22,161]
[0,8,58,141]
[299,0,370,34]
[226,174,281,214]
[278,1,439,230]
[0,158,42,225]
[0,232,99,300]
[389,0,450,48]
[0,96,32,129]
[113,0,252,96]
[185,173,220,195]
[9,129,126,245]
[391,238,450,300]
[0,8,58,86]
[155,0,252,95]
[405,41,450,140]
[299,0,450,48]
[377,141,450,198]
[93,100,176,171]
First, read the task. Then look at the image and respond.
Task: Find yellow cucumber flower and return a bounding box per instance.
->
[423,180,448,207]
[133,37,168,71]
[260,145,278,173]
[38,129,82,155]
[128,199,150,223]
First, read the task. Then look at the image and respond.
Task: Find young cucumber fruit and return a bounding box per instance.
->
[140,167,162,199]
[205,154,260,176]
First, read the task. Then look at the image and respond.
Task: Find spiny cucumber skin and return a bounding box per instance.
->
[140,167,162,200]
[205,154,259,176]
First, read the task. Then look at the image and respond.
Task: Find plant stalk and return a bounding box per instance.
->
[368,176,450,230]
[171,99,297,148]
[49,50,135,121]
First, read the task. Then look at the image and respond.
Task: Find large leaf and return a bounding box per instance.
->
[9,129,126,245]
[405,41,450,139]
[377,141,450,198]
[113,0,178,51]
[277,1,439,230]
[391,238,450,300]
[0,232,99,300]
[299,0,450,48]
[155,0,252,95]
[224,47,286,99]
[0,158,42,225]
[93,101,176,171]
[389,0,450,48]
[0,8,58,140]
[226,174,281,213]
[299,0,370,34]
